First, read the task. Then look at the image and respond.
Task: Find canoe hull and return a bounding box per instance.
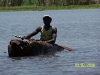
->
[8,39,64,57]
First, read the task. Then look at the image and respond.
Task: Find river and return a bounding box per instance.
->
[0,9,100,75]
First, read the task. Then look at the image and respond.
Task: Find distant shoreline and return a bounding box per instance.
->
[0,4,100,12]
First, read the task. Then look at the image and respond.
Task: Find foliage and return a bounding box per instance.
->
[0,0,100,7]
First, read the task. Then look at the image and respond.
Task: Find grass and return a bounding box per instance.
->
[0,4,100,12]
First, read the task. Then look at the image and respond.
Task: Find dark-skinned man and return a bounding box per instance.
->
[22,15,57,44]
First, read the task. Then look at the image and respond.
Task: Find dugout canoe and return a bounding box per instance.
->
[8,39,64,57]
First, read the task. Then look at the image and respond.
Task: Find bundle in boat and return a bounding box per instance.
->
[8,39,64,57]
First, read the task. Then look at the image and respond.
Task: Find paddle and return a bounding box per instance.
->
[54,44,73,51]
[15,36,73,51]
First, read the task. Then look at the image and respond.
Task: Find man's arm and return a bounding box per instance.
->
[24,27,41,39]
[46,27,57,44]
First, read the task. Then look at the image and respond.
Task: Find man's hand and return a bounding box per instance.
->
[15,36,27,40]
[21,36,26,40]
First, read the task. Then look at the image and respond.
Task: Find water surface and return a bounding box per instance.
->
[0,9,100,75]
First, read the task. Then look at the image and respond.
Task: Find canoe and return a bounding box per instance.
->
[8,39,64,57]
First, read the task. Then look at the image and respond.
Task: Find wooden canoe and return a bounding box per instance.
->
[8,39,64,57]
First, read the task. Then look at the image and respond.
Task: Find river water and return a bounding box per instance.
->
[0,9,100,75]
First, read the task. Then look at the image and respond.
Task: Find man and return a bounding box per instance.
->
[22,15,57,44]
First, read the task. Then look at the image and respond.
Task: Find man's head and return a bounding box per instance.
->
[43,15,52,25]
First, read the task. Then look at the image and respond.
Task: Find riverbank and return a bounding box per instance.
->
[0,4,100,11]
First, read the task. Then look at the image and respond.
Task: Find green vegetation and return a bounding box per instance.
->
[0,4,100,11]
[0,0,100,11]
[0,0,100,7]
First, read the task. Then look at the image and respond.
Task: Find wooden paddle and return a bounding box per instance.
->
[54,44,73,51]
[15,36,73,51]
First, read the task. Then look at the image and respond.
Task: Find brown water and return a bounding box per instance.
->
[0,9,100,75]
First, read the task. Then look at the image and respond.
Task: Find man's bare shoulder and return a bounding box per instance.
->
[36,26,42,32]
[52,26,57,32]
